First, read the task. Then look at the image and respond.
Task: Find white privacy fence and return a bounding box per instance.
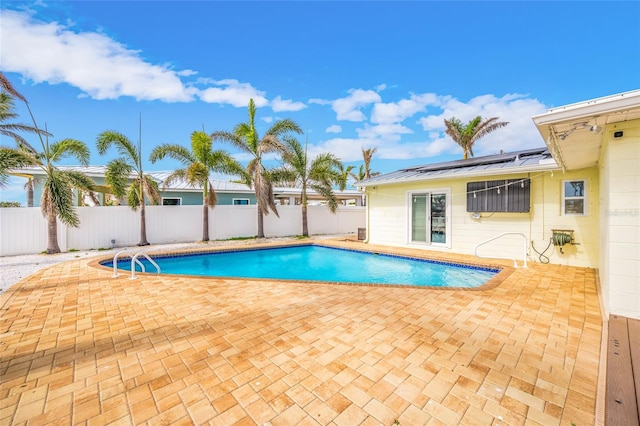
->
[0,205,365,256]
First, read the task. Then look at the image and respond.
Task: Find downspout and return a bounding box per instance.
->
[364,186,370,243]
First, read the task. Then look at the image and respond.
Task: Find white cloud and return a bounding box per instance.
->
[306,137,373,162]
[0,10,194,102]
[371,93,443,125]
[332,89,381,122]
[308,98,331,105]
[357,123,413,141]
[262,116,274,124]
[325,125,342,133]
[270,96,306,112]
[198,79,268,107]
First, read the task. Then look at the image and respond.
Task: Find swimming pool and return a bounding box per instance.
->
[105,244,499,288]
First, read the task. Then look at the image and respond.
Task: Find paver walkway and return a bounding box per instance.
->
[0,239,602,425]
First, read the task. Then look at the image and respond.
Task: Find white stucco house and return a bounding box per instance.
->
[358,90,640,320]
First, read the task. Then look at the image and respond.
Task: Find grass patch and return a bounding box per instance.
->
[222,236,257,241]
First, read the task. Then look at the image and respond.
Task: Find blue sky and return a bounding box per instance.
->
[1,1,639,204]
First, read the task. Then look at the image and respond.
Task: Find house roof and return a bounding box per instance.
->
[357,147,558,187]
[10,166,363,199]
[532,89,640,170]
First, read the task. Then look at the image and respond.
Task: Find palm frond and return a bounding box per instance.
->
[142,175,161,205]
[0,72,27,102]
[48,138,91,166]
[0,147,37,187]
[126,180,142,210]
[41,172,79,227]
[162,168,189,189]
[96,130,140,168]
[310,182,339,213]
[149,143,195,166]
[61,170,96,192]
[206,182,217,207]
[104,158,133,198]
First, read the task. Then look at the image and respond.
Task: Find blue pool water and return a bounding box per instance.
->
[106,245,498,288]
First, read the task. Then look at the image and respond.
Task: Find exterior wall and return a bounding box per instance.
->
[367,168,600,268]
[599,119,640,319]
[0,205,365,256]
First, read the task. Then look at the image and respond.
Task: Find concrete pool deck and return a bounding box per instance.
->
[0,237,603,425]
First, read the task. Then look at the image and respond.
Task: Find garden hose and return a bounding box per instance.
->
[553,232,573,246]
[531,238,553,264]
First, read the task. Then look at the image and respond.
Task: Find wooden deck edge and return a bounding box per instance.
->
[606,315,640,426]
[595,272,607,426]
[629,318,640,423]
[595,319,608,426]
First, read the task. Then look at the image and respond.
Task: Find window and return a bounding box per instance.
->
[466,179,530,213]
[162,198,181,206]
[562,180,587,215]
[233,198,250,205]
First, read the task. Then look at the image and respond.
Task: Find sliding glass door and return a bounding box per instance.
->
[410,191,449,245]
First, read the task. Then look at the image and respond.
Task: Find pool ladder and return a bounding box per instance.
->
[474,232,528,268]
[112,250,161,280]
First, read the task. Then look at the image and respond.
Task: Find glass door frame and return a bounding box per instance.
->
[407,188,451,248]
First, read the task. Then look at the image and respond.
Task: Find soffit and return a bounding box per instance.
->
[533,90,640,170]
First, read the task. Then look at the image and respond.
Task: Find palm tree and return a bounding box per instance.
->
[211,98,302,238]
[350,147,381,182]
[15,136,96,254]
[273,136,345,237]
[97,130,161,246]
[0,73,95,252]
[337,163,355,191]
[444,116,509,159]
[40,138,97,253]
[150,130,246,242]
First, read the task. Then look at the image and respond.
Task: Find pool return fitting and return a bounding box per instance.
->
[112,250,161,280]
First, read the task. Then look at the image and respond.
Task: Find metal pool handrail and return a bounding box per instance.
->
[112,250,128,278]
[474,232,528,268]
[130,252,161,280]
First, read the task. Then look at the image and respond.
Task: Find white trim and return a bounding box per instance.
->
[561,179,587,216]
[232,198,251,205]
[162,197,182,206]
[532,90,640,125]
[406,188,451,248]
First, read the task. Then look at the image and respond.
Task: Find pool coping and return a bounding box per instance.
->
[89,240,515,291]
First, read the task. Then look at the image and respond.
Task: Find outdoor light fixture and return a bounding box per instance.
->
[557,121,598,140]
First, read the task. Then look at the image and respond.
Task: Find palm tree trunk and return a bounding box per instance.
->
[302,203,308,237]
[46,215,60,254]
[138,202,150,246]
[257,207,264,239]
[26,179,34,207]
[202,203,209,242]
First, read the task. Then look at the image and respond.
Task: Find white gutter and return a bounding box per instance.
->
[532,89,640,126]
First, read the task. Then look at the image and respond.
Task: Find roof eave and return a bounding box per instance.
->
[356,162,560,188]
[532,90,640,126]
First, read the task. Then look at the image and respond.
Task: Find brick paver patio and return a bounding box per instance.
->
[0,239,603,425]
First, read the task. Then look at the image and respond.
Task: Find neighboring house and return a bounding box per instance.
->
[358,90,640,320]
[10,166,364,207]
